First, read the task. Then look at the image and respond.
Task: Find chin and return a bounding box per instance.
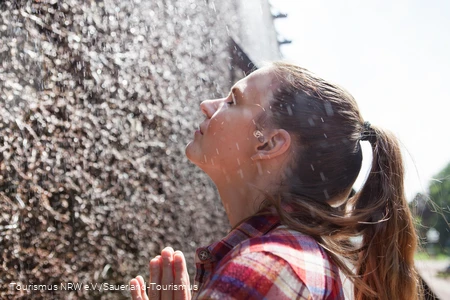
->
[184,141,194,160]
[185,141,201,165]
[185,143,215,173]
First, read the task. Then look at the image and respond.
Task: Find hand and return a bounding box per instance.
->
[130,247,191,300]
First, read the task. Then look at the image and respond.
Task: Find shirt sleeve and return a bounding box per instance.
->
[196,251,311,300]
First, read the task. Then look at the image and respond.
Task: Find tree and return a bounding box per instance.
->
[428,162,450,250]
[410,162,450,252]
[409,193,430,246]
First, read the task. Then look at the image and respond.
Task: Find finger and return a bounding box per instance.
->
[173,251,191,300]
[149,256,162,300]
[136,275,149,300]
[130,278,143,300]
[161,247,174,300]
[173,251,190,286]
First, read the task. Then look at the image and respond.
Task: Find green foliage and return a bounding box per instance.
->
[410,162,450,254]
[428,162,450,249]
[414,251,449,261]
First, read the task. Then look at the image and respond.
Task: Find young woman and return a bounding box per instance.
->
[129,62,421,300]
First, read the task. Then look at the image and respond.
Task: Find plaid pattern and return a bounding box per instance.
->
[193,209,344,299]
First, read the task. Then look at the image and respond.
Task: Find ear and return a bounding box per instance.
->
[251,129,291,161]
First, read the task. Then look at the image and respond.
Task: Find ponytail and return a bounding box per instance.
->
[351,126,421,300]
[255,62,422,300]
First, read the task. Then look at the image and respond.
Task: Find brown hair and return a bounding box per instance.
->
[255,62,421,300]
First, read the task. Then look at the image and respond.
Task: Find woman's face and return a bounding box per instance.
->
[185,67,276,177]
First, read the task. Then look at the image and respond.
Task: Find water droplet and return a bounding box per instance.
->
[320,172,326,181]
[324,102,334,116]
[286,105,293,116]
[231,92,236,104]
[256,162,263,175]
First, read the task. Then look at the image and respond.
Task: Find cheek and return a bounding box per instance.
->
[204,129,240,158]
[207,113,229,136]
[215,130,252,161]
[206,111,254,156]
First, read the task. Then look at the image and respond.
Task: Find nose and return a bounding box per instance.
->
[200,99,221,118]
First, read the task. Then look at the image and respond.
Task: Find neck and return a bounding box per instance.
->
[211,164,279,228]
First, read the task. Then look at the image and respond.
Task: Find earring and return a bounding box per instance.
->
[253,130,265,143]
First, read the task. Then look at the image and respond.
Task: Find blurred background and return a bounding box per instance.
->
[0,0,449,299]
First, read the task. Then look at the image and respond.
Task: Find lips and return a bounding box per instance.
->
[199,122,206,135]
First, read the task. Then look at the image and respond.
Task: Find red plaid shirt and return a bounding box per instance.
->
[193,209,344,299]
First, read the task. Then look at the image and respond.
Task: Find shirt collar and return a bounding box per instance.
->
[196,206,281,264]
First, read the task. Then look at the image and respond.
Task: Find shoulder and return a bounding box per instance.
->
[235,225,328,257]
[230,225,336,269]
[197,250,311,299]
[212,226,344,299]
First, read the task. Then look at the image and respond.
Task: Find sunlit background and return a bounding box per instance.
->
[270,0,450,201]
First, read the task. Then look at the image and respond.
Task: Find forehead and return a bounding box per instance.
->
[233,67,276,107]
